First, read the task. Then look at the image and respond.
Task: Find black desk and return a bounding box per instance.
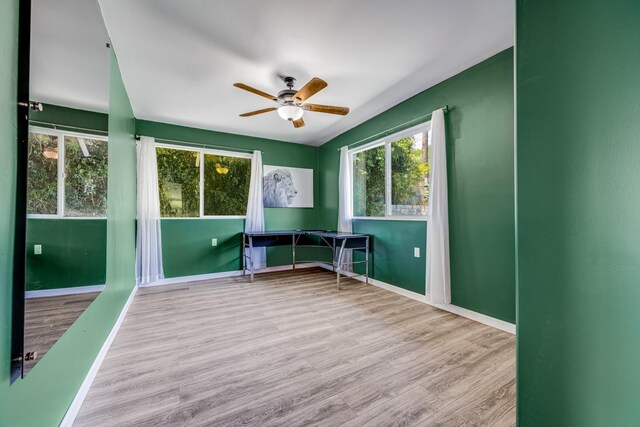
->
[242,230,370,289]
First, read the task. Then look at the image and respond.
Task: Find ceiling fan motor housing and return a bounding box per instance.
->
[277,89,299,106]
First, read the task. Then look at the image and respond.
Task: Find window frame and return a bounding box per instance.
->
[27,126,109,220]
[350,121,431,221]
[155,142,253,219]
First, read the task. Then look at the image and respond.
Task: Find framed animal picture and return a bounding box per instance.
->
[263,165,314,208]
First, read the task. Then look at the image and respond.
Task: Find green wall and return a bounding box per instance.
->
[318,49,515,323]
[353,219,427,294]
[517,1,640,425]
[26,219,107,290]
[26,105,109,291]
[30,103,108,132]
[0,0,20,416]
[0,47,137,426]
[136,119,320,275]
[105,50,136,292]
[161,218,244,277]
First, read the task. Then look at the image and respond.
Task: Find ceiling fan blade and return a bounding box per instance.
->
[292,77,327,103]
[292,118,305,128]
[239,107,277,117]
[233,83,277,101]
[304,103,350,115]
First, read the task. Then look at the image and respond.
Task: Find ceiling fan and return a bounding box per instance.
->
[233,76,349,128]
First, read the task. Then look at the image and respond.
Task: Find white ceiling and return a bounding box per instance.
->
[31,0,514,145]
[30,0,110,113]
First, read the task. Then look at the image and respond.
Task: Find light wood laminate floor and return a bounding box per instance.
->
[75,268,515,426]
[24,292,100,375]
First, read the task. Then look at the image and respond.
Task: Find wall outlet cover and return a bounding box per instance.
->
[34,244,42,255]
[211,238,217,247]
[414,247,420,258]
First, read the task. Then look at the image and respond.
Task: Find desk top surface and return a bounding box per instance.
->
[244,230,368,239]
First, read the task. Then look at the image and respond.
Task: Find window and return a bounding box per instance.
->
[27,128,108,218]
[353,144,386,217]
[352,124,430,218]
[156,147,200,217]
[156,145,252,218]
[64,136,109,217]
[27,132,59,215]
[203,154,251,216]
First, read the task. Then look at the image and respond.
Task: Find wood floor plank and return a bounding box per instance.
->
[263,395,357,427]
[188,360,393,426]
[337,327,497,415]
[74,268,515,427]
[341,385,445,427]
[423,341,515,403]
[416,365,517,427]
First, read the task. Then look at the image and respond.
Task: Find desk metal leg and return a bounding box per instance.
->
[336,239,347,290]
[249,237,255,283]
[365,236,370,284]
[332,238,336,272]
[292,234,296,271]
[242,234,246,276]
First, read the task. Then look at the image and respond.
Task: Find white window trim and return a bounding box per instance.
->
[156,142,252,219]
[28,216,108,220]
[27,126,108,220]
[155,142,253,159]
[352,216,428,222]
[349,121,431,220]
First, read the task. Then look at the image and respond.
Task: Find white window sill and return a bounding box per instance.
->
[352,216,427,222]
[27,215,107,220]
[161,216,246,220]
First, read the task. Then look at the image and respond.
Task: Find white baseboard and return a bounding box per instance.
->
[25,284,106,299]
[60,285,138,427]
[424,299,516,334]
[317,264,515,335]
[139,262,320,288]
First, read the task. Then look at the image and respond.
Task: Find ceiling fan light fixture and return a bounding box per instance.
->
[234,77,348,129]
[277,105,304,121]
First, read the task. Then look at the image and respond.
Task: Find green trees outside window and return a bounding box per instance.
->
[156,146,252,218]
[391,134,430,216]
[64,137,108,217]
[203,154,250,216]
[156,147,200,217]
[27,130,108,217]
[27,132,59,215]
[353,145,385,217]
[352,130,430,217]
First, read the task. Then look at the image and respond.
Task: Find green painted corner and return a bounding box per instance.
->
[0,44,137,426]
[104,49,136,293]
[319,48,515,323]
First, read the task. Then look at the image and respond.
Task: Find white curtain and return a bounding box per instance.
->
[245,150,266,269]
[136,136,164,285]
[426,109,451,304]
[338,146,353,271]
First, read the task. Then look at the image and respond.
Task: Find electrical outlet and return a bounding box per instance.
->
[34,244,42,255]
[414,247,420,258]
[211,238,217,247]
